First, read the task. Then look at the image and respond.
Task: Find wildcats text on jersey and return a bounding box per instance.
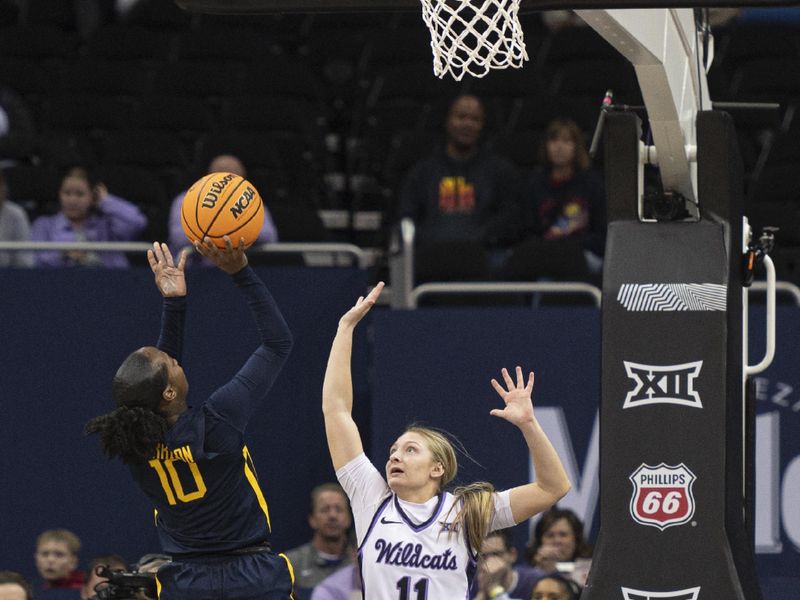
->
[373,540,458,570]
[359,492,476,599]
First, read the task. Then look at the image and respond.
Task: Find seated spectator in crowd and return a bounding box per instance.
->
[472,529,541,600]
[396,94,523,281]
[0,170,33,267]
[0,571,32,600]
[80,555,127,600]
[167,154,279,266]
[524,508,592,576]
[0,85,35,164]
[531,574,581,600]
[519,118,605,275]
[34,529,85,596]
[30,165,147,268]
[309,534,359,600]
[284,483,353,600]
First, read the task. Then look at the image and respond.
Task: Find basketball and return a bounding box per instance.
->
[181,172,265,249]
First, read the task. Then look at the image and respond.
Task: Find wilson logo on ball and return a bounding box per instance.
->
[181,172,265,249]
[629,463,696,530]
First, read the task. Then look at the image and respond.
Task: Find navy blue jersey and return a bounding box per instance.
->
[129,266,292,555]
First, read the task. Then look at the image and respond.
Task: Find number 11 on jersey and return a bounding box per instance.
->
[397,576,429,600]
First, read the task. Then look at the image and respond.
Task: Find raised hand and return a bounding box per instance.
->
[489,366,536,428]
[339,281,384,328]
[147,242,187,297]
[193,236,248,274]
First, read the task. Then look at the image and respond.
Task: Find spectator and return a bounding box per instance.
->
[30,165,147,268]
[0,170,33,267]
[0,85,35,164]
[396,94,523,281]
[167,154,279,266]
[308,534,360,600]
[518,118,605,275]
[0,571,32,600]
[80,555,128,600]
[34,529,85,595]
[524,508,592,575]
[284,483,353,600]
[472,529,542,600]
[530,574,581,600]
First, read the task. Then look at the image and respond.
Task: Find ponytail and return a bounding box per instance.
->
[86,348,170,465]
[450,481,496,553]
[85,406,167,465]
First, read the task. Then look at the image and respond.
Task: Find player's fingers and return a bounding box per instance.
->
[501,367,514,390]
[489,408,505,418]
[490,378,506,398]
[203,236,217,254]
[152,241,164,264]
[146,249,157,270]
[526,371,535,392]
[368,281,385,301]
[161,243,174,266]
[238,236,246,251]
[223,235,234,253]
[515,366,524,388]
[177,249,188,271]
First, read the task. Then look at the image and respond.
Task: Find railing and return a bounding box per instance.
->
[750,279,800,306]
[410,281,603,308]
[0,241,369,269]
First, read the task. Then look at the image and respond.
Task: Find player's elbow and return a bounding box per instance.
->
[273,331,294,358]
[557,479,572,500]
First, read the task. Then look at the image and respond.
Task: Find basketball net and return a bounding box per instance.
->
[419,0,528,80]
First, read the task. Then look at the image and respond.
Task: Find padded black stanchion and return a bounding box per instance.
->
[581,111,756,598]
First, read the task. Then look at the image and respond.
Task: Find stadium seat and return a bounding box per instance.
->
[0,23,79,59]
[86,24,176,62]
[59,59,155,98]
[40,95,133,135]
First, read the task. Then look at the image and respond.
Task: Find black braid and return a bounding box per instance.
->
[85,406,167,464]
[86,349,170,465]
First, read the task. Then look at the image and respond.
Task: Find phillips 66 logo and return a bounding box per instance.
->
[629,463,696,530]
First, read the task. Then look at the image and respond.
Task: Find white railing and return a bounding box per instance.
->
[410,281,603,308]
[0,241,369,269]
[750,279,800,306]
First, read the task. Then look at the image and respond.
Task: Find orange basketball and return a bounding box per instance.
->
[181,172,265,249]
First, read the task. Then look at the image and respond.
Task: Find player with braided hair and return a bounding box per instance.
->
[86,237,295,599]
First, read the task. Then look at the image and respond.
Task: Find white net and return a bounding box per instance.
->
[420,0,528,81]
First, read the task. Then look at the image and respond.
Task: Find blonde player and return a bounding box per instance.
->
[322,282,571,599]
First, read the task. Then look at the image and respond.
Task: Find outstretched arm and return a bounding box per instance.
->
[148,242,188,360]
[323,282,385,471]
[490,367,571,523]
[196,237,293,430]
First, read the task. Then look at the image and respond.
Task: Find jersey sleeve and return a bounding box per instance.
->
[206,266,293,432]
[336,453,391,545]
[156,296,186,360]
[488,489,516,532]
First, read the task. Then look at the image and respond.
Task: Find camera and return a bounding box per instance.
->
[92,566,157,600]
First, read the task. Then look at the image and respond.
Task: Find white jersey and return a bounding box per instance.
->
[360,491,475,599]
[337,453,517,600]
